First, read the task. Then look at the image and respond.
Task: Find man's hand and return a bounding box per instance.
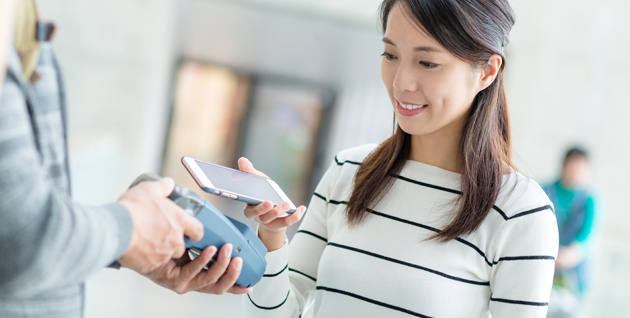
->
[144,244,252,295]
[117,177,204,274]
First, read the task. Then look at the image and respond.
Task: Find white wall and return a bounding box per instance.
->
[38,0,177,205]
[508,0,630,315]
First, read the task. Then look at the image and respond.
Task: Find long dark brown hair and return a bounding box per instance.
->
[346,0,516,241]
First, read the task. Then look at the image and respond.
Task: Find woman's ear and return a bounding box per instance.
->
[478,54,502,91]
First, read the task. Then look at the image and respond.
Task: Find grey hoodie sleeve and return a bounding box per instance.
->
[0,50,133,298]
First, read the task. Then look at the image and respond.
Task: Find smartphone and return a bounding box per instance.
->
[182,156,297,214]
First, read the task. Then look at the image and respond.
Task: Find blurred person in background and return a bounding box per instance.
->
[0,1,250,317]
[239,0,558,317]
[544,147,600,317]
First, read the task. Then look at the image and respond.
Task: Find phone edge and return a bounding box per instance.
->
[268,179,297,214]
[181,156,215,189]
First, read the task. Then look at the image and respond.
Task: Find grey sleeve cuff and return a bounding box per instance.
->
[102,203,133,269]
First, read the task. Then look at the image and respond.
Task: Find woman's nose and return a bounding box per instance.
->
[393,65,418,93]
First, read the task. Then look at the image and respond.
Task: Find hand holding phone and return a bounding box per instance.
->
[182,156,298,213]
[237,158,306,252]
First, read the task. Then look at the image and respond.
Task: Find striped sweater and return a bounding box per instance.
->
[243,144,558,318]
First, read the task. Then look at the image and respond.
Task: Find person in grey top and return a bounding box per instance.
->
[0,1,251,317]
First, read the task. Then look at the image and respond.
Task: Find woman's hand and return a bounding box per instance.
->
[144,244,252,295]
[238,157,306,252]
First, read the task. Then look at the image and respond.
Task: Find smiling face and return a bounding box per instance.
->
[380,3,487,140]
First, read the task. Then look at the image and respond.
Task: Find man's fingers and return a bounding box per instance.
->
[178,246,217,290]
[211,257,243,294]
[130,177,174,200]
[227,285,253,295]
[180,211,204,242]
[172,241,187,260]
[196,244,232,286]
[181,246,217,285]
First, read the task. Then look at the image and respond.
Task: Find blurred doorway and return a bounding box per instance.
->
[161,60,334,236]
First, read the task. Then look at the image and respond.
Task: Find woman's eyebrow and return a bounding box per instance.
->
[382,37,397,47]
[382,37,443,53]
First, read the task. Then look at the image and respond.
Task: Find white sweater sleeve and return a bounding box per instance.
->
[244,161,340,318]
[488,204,559,317]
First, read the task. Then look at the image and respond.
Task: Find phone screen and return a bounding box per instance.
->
[195,160,286,204]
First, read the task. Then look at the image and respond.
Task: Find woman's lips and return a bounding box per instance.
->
[396,100,427,117]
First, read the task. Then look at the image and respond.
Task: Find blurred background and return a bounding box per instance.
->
[32,0,630,316]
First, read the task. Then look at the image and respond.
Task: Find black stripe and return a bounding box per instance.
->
[490,297,548,307]
[328,197,347,205]
[289,268,317,282]
[369,210,441,233]
[331,156,552,221]
[394,174,512,220]
[393,173,554,222]
[394,177,553,221]
[313,192,327,201]
[331,156,459,197]
[492,206,510,220]
[314,193,494,267]
[314,193,555,268]
[318,173,549,222]
[367,209,494,267]
[313,192,347,205]
[508,205,554,220]
[334,156,362,166]
[263,264,288,277]
[452,237,494,267]
[316,286,432,318]
[328,242,489,286]
[393,174,461,195]
[493,255,556,265]
[247,290,290,310]
[296,230,328,243]
[331,165,507,221]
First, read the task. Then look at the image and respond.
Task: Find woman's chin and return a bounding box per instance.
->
[397,120,434,137]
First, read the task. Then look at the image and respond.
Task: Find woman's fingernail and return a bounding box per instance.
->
[263,202,272,210]
[282,202,290,210]
[235,258,242,270]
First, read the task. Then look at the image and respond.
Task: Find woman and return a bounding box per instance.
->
[240,0,558,317]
